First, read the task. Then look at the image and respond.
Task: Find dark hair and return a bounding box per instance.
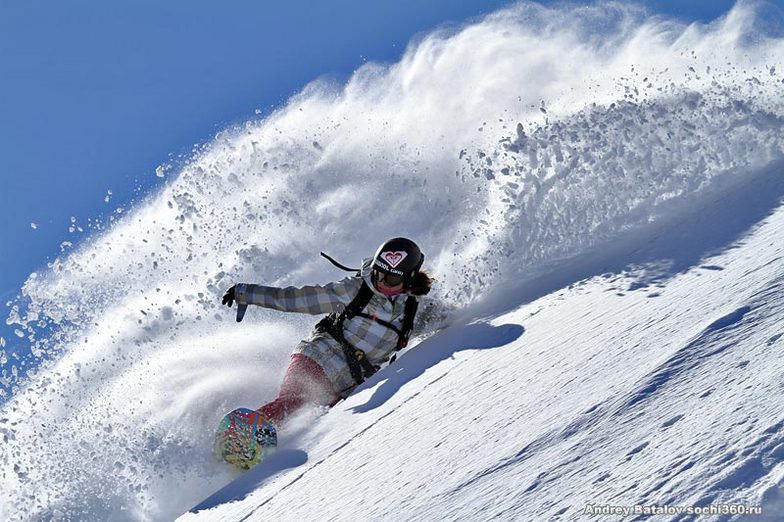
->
[408,270,433,296]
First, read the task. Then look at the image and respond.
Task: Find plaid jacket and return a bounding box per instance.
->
[234,259,416,396]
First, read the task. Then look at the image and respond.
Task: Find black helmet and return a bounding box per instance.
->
[372,237,424,287]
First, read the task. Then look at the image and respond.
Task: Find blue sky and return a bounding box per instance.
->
[0,0,769,345]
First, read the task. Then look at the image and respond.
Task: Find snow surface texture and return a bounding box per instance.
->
[183,175,784,521]
[2,1,784,520]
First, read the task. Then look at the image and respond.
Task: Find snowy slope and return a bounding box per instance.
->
[2,2,784,521]
[180,163,784,521]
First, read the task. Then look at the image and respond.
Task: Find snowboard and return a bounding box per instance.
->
[214,408,277,470]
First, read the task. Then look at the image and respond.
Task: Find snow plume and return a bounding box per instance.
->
[2,1,784,519]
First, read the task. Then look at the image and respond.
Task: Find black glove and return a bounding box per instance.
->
[222,285,236,307]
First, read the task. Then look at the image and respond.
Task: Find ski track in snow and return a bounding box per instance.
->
[2,1,784,520]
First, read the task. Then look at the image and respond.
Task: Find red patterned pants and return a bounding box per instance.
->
[257,353,340,426]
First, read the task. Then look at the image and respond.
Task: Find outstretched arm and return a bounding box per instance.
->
[223,277,361,316]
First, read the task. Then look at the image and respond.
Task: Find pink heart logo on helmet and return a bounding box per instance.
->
[381,251,407,267]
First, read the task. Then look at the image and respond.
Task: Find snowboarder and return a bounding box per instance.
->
[221,237,433,430]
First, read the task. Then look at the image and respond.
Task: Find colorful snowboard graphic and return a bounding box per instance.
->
[215,408,277,470]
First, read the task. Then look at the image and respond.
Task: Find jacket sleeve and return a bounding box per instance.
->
[233,277,359,315]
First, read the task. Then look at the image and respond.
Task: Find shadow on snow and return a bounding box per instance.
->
[190,449,308,514]
[350,321,525,414]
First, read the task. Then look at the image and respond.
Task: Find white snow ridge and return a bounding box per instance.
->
[2,2,784,521]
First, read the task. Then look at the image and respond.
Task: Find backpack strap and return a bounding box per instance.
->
[354,313,402,336]
[338,281,374,323]
[354,295,418,350]
[315,281,377,385]
[388,296,419,364]
[315,280,420,386]
[400,296,419,348]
